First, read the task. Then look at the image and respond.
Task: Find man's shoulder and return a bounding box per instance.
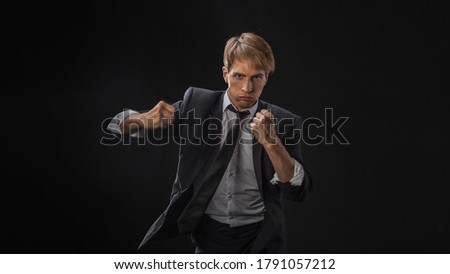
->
[184,86,224,98]
[178,86,224,113]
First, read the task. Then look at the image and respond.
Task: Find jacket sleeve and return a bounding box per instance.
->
[279,116,313,202]
[103,99,185,145]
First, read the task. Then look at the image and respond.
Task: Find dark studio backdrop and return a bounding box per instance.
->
[3,0,449,254]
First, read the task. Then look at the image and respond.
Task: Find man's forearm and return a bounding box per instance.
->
[263,138,295,183]
[120,113,145,135]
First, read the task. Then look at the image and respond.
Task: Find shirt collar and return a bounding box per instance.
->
[222,89,258,117]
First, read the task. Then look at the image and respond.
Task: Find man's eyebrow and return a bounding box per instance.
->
[231,72,264,77]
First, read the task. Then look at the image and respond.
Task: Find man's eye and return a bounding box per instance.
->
[234,74,244,80]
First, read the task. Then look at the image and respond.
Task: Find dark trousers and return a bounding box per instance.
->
[191,215,263,254]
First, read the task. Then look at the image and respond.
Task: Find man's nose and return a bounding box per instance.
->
[241,79,253,92]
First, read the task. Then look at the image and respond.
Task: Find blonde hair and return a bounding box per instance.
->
[223,32,275,75]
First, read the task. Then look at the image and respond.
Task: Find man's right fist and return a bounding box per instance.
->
[120,100,176,134]
[140,100,176,129]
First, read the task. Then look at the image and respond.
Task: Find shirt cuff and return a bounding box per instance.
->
[270,159,305,186]
[106,109,141,137]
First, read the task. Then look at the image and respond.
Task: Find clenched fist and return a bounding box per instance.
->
[140,100,176,129]
[250,109,278,146]
[121,100,176,134]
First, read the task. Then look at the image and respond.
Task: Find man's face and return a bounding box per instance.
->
[223,58,268,111]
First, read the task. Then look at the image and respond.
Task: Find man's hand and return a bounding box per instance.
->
[251,108,295,183]
[250,109,279,146]
[121,101,176,134]
[140,100,176,129]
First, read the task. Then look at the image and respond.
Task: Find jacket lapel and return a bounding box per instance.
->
[253,100,269,200]
[190,91,225,191]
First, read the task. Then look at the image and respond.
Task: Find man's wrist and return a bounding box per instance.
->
[123,113,146,133]
[261,135,281,149]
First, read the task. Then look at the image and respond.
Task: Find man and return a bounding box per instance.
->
[107,32,312,253]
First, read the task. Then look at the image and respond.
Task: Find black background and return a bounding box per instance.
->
[3,0,449,254]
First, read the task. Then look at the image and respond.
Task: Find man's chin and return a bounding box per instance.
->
[237,100,257,109]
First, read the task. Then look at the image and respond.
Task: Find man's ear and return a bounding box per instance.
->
[264,73,270,85]
[222,66,228,83]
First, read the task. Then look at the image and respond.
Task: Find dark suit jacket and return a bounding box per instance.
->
[134,86,312,253]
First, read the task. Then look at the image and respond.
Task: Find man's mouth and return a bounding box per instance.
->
[238,96,254,101]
